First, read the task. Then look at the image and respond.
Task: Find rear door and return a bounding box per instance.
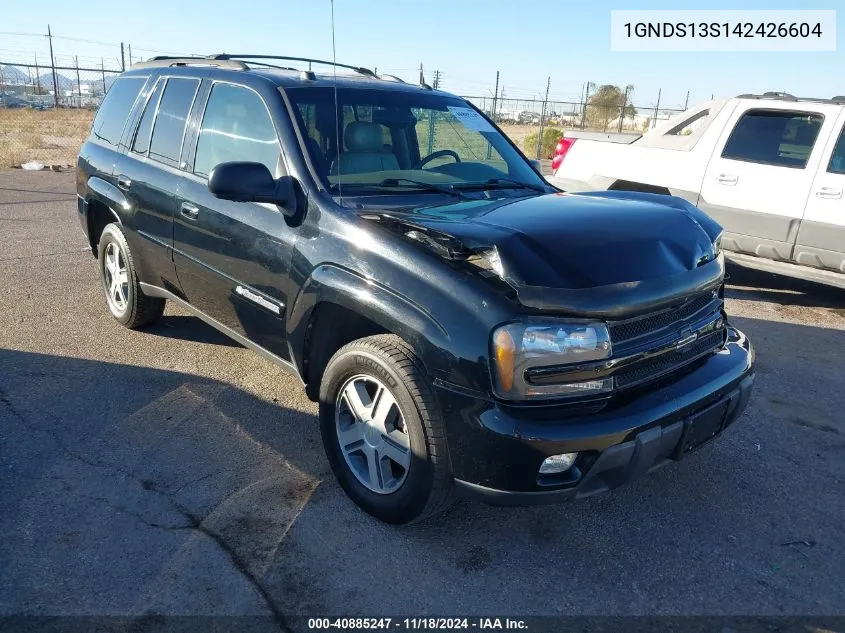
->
[699,102,840,261]
[795,110,845,272]
[173,80,297,361]
[114,75,201,289]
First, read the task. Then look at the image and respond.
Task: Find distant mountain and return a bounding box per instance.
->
[37,72,74,91]
[1,64,118,94]
[0,65,30,84]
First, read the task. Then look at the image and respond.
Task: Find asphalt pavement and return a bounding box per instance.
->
[1,170,843,623]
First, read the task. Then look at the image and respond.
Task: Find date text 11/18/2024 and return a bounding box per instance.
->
[307,618,528,630]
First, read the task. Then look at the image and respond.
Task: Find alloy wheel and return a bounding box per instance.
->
[334,374,411,494]
[103,241,129,312]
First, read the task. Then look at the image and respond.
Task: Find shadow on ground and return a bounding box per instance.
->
[726,260,845,310]
[143,315,244,347]
[0,348,322,620]
[1,316,844,618]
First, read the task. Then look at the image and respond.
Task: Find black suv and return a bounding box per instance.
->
[76,55,755,524]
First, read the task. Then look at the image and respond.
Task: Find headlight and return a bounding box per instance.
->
[491,321,612,400]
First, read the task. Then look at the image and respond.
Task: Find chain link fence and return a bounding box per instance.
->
[0,61,121,109]
[0,47,692,167]
[461,95,686,159]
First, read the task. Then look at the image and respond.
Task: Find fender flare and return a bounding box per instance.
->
[286,264,451,382]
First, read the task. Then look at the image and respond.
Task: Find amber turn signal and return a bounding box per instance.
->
[493,328,516,394]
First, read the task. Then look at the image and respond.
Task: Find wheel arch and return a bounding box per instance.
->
[288,264,452,401]
[85,176,127,256]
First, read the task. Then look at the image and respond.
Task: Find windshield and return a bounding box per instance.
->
[284,86,546,195]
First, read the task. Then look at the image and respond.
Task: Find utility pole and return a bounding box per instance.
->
[579,81,586,124]
[101,59,106,96]
[684,90,690,110]
[652,88,662,129]
[491,70,500,121]
[485,71,500,160]
[120,42,125,72]
[581,82,593,129]
[426,70,441,154]
[34,54,42,95]
[128,44,133,67]
[618,85,632,133]
[536,76,551,160]
[47,25,59,107]
[75,56,82,102]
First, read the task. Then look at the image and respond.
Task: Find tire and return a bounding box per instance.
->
[319,334,455,524]
[97,223,165,329]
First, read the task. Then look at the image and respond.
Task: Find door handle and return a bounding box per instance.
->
[815,186,843,199]
[716,174,738,186]
[117,175,132,191]
[180,202,200,220]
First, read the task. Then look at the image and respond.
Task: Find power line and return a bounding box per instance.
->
[0,30,120,48]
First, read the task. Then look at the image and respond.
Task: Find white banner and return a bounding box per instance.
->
[610,10,836,52]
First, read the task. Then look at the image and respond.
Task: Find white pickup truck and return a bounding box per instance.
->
[550,92,845,288]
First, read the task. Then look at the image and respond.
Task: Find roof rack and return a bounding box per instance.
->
[129,54,412,86]
[211,54,376,77]
[131,56,248,70]
[737,92,845,105]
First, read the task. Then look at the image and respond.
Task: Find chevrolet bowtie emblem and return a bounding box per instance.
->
[675,331,698,350]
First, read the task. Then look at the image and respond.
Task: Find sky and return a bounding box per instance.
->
[2,0,843,111]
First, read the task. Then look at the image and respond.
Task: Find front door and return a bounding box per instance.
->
[699,102,841,261]
[794,111,845,273]
[173,81,297,361]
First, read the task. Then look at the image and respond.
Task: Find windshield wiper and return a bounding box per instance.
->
[453,178,548,193]
[374,177,471,199]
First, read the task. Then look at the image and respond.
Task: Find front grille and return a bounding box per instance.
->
[614,329,725,390]
[608,292,718,344]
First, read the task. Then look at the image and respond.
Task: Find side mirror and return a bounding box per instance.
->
[208,161,297,212]
[530,159,542,172]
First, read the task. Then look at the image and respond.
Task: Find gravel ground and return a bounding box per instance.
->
[0,170,843,625]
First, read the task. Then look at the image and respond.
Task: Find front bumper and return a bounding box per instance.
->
[438,327,755,505]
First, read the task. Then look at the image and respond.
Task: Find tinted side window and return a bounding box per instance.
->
[91,77,146,146]
[131,79,164,155]
[194,83,280,178]
[149,78,200,168]
[722,109,823,168]
[827,126,845,175]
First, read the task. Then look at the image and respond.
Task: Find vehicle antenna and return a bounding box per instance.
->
[331,0,343,204]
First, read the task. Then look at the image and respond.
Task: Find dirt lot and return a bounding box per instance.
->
[1,170,844,627]
[0,108,94,168]
[0,109,551,168]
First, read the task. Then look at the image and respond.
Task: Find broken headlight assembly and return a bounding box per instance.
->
[491,320,613,400]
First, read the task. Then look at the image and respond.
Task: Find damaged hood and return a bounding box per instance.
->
[381,190,725,317]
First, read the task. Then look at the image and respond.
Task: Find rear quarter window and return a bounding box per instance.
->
[721,109,823,168]
[91,77,146,147]
[131,79,165,156]
[148,77,200,168]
